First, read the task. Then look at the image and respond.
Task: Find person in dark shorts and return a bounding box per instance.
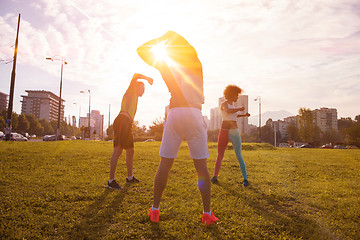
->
[107,73,153,189]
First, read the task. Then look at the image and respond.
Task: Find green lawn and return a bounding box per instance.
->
[0,141,359,239]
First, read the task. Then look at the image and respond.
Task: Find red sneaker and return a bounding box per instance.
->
[202,211,219,226]
[148,207,160,223]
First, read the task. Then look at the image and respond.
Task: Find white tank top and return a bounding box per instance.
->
[221,102,237,121]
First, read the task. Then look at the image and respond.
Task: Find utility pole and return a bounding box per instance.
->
[5,14,21,141]
[108,104,111,128]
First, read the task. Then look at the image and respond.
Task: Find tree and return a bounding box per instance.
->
[298,108,314,143]
[344,122,360,146]
[25,114,44,136]
[261,125,274,145]
[286,124,299,142]
[322,129,341,144]
[313,126,322,147]
[148,118,164,141]
[50,120,57,133]
[106,124,114,140]
[39,119,54,135]
[338,117,354,133]
[11,113,18,132]
[355,115,360,123]
[207,129,220,142]
[132,121,147,138]
[17,114,30,134]
[0,109,7,119]
[0,116,5,131]
[0,110,18,132]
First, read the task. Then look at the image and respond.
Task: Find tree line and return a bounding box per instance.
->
[0,109,79,137]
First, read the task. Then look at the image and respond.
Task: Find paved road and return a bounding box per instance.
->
[29,138,43,142]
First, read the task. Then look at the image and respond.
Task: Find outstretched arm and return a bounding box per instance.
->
[221,102,245,113]
[128,73,153,90]
[237,113,251,118]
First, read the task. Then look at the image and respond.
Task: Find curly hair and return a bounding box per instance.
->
[223,85,243,100]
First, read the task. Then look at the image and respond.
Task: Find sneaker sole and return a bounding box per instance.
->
[106,185,123,189]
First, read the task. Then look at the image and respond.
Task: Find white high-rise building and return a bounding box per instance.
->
[313,107,338,132]
[210,107,221,130]
[90,110,104,136]
[79,110,104,137]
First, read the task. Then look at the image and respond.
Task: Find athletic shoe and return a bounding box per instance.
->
[243,179,250,187]
[148,207,160,223]
[107,179,123,189]
[126,176,140,183]
[202,211,219,226]
[210,176,219,184]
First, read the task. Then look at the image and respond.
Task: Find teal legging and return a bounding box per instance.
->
[214,128,247,180]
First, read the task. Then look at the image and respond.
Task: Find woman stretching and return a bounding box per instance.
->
[211,85,250,187]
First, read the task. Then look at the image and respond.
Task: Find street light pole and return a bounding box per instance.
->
[80,90,91,140]
[46,56,67,141]
[5,14,21,141]
[254,96,261,143]
[73,102,81,128]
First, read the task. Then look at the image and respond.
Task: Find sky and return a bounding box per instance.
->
[1,0,360,129]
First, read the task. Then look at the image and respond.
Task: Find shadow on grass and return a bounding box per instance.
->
[67,185,129,239]
[216,183,338,239]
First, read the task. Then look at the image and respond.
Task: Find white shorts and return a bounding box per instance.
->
[159,108,209,159]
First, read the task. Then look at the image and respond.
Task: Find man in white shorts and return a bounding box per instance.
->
[137,31,219,225]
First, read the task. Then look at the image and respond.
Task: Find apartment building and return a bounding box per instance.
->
[0,91,8,111]
[21,90,64,121]
[313,107,338,132]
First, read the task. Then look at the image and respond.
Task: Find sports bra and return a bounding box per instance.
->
[221,102,237,121]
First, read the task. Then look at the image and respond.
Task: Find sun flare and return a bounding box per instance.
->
[150,41,175,66]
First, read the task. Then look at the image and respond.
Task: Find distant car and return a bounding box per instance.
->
[20,133,31,139]
[30,134,36,138]
[10,133,28,141]
[278,143,290,148]
[43,135,56,141]
[334,145,347,149]
[0,131,4,140]
[321,144,333,149]
[43,135,66,141]
[300,144,313,148]
[346,145,359,149]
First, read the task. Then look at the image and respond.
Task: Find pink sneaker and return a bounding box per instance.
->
[202,211,219,226]
[148,207,160,223]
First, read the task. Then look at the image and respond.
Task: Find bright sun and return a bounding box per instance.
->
[150,41,175,65]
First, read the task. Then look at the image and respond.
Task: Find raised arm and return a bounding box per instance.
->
[128,73,153,90]
[137,38,163,68]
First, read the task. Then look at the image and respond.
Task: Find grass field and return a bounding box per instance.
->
[1,141,359,239]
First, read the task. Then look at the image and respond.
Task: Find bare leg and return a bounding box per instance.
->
[152,157,175,208]
[193,159,211,212]
[125,147,134,177]
[109,146,123,180]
